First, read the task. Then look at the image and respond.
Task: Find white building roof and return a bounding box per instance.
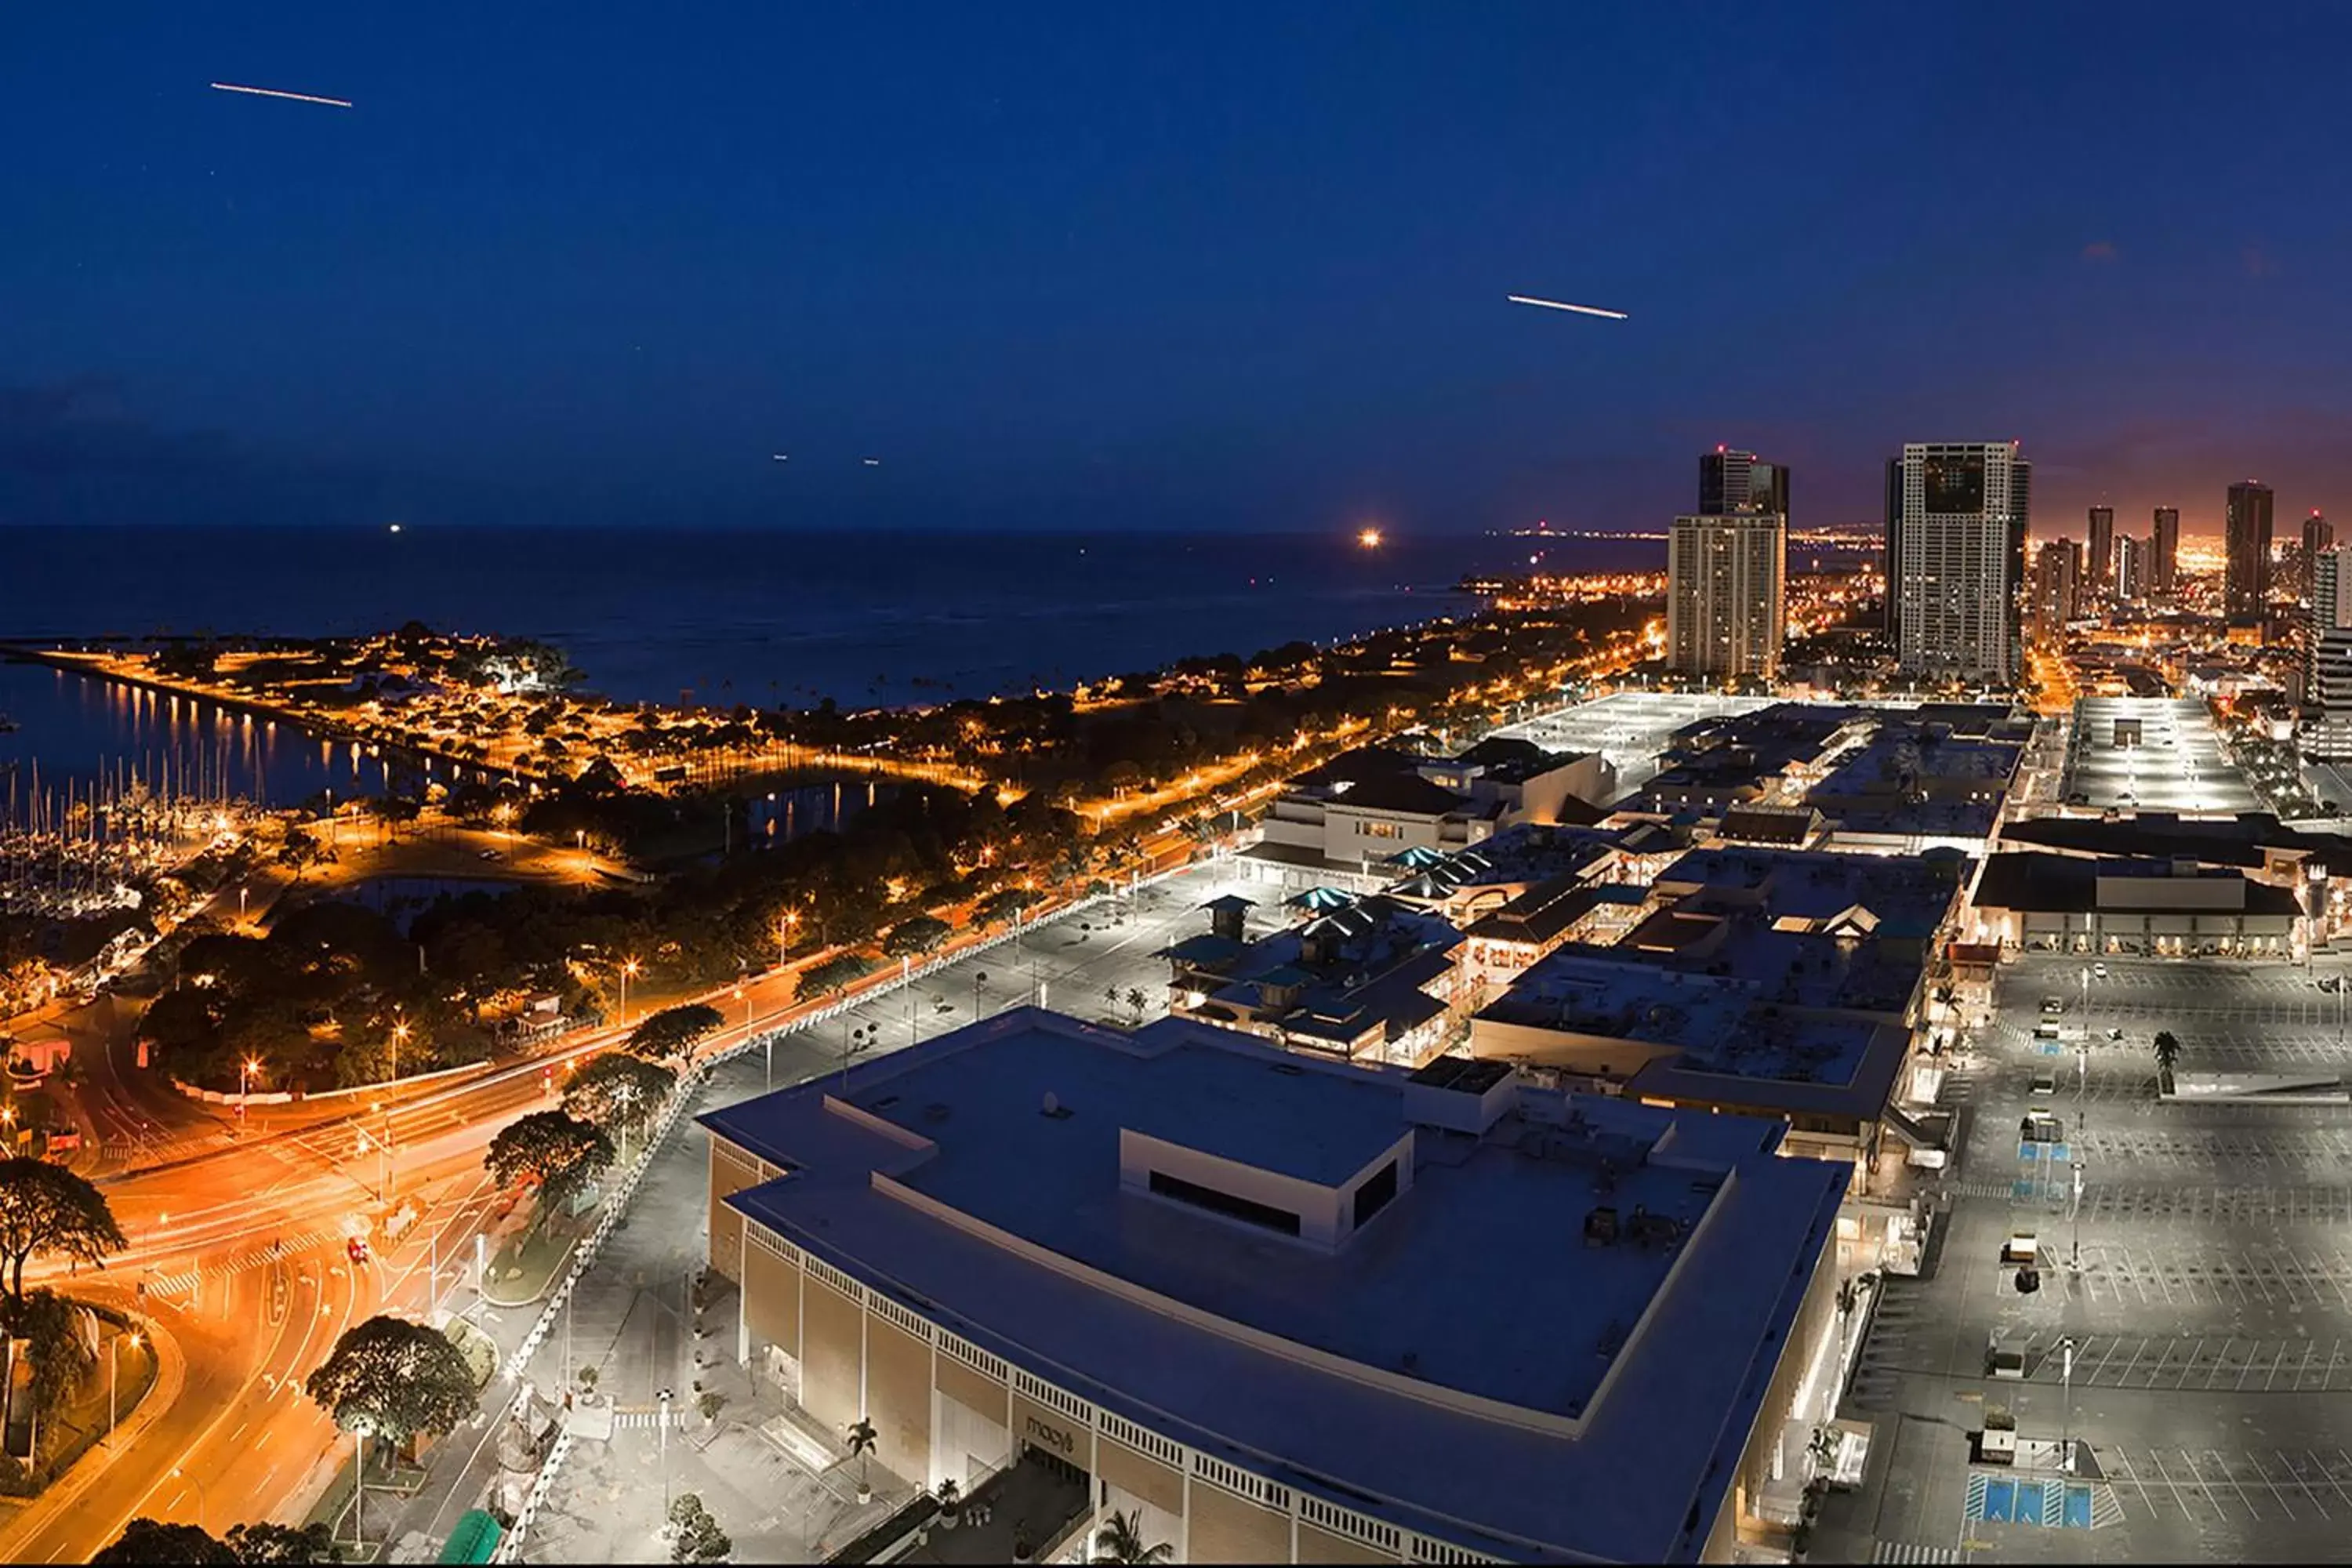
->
[703,1011,1846,1564]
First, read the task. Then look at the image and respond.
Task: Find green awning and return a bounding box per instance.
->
[440,1509,504,1565]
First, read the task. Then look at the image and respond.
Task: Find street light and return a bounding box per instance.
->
[388,1014,410,1085]
[171,1465,209,1534]
[620,956,641,1024]
[239,1057,260,1124]
[2059,1335,2077,1475]
[659,1388,676,1516]
[612,1080,641,1163]
[2070,1158,2086,1268]
[109,1328,142,1447]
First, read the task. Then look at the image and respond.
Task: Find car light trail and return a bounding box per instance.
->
[210,82,354,107]
[1506,294,1628,320]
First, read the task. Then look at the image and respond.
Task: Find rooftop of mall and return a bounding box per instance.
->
[702,1011,1846,1564]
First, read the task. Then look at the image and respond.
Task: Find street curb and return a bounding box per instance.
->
[482,1232,579,1310]
[0,1309,183,1563]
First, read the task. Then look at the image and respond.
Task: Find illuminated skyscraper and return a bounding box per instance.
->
[2086,506,2115,593]
[1890,441,2032,682]
[2225,481,2275,617]
[2151,506,2180,595]
[2031,536,2082,644]
[1668,511,1786,681]
[1698,448,1791,519]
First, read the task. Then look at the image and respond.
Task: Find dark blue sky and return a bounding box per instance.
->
[5,3,2350,539]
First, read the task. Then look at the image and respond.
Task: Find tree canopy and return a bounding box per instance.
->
[224,1523,343,1564]
[668,1494,733,1564]
[971,887,1040,928]
[93,1519,238,1565]
[882,914,951,960]
[625,1003,724,1064]
[0,1157,126,1305]
[563,1053,677,1131]
[306,1314,481,1446]
[486,1111,614,1210]
[797,953,874,1000]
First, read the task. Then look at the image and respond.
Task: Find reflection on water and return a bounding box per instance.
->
[0,659,467,808]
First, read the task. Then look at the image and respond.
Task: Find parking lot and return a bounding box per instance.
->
[2105,1446,2352,1526]
[1820,947,2352,1563]
[2027,1336,2352,1393]
[2069,1124,2352,1174]
[2045,1241,2352,1311]
[2078,1185,2352,1223]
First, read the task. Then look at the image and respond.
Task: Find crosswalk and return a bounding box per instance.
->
[102,1131,234,1166]
[1871,1542,1964,1564]
[612,1407,688,1429]
[147,1224,342,1296]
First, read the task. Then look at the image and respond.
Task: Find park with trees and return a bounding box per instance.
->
[102,586,1643,1108]
[0,1157,132,1495]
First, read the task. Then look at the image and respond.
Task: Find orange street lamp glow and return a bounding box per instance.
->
[1358,528,1383,550]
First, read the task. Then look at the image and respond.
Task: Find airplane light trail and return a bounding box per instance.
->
[1507,294,1628,320]
[210,82,353,108]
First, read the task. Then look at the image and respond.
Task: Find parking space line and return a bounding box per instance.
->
[2146,1449,2205,1522]
[2108,1448,2148,1520]
[2205,1447,2264,1521]
[2308,1449,2352,1515]
[2247,1450,2307,1520]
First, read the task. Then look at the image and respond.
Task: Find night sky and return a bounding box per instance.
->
[6,3,2350,539]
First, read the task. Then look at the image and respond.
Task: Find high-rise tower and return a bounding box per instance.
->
[2151,507,2180,595]
[2226,481,2276,618]
[1668,511,1787,681]
[1890,441,2032,682]
[2086,506,2115,594]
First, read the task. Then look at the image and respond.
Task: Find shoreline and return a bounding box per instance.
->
[0,641,531,789]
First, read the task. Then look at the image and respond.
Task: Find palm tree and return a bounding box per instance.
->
[1091,1509,1173,1566]
[2152,1030,2180,1093]
[1125,986,1149,1024]
[848,1416,877,1502]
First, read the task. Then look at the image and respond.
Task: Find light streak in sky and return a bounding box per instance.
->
[1506,294,1628,320]
[210,82,354,108]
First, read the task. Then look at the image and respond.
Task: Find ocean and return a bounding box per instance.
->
[0,524,1660,800]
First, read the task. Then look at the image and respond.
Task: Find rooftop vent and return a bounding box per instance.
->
[1040,1091,1073,1120]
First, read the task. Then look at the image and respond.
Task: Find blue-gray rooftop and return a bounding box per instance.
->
[701,1011,1847,1564]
